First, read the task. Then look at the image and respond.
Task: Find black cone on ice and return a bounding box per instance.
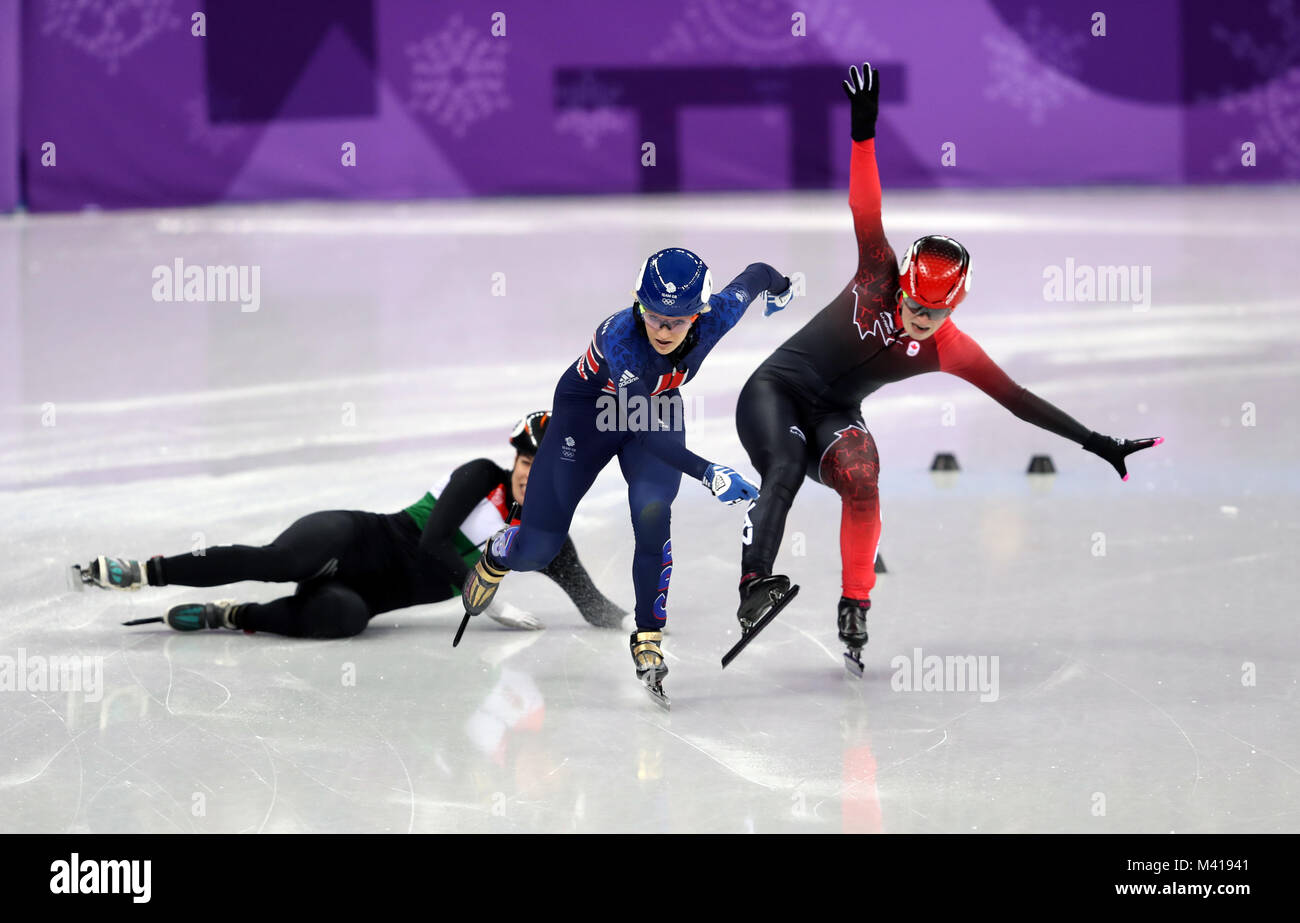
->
[1027,454,1056,474]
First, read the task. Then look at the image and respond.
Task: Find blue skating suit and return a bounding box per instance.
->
[497,262,786,630]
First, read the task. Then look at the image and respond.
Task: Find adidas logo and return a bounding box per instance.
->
[618,371,639,388]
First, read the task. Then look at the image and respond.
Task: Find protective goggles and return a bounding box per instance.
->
[898,291,953,321]
[639,304,698,332]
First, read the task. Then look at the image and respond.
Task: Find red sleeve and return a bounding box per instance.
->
[937,325,1092,444]
[849,139,893,281]
[936,325,1022,402]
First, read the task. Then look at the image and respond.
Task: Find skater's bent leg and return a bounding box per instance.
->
[238,581,371,639]
[816,420,882,600]
[501,525,568,573]
[152,510,357,587]
[735,374,810,582]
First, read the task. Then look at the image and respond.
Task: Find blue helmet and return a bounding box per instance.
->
[634,248,713,318]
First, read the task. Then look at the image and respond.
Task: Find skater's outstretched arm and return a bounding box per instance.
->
[418,458,506,587]
[938,329,1091,443]
[937,328,1162,479]
[538,535,626,627]
[703,263,792,332]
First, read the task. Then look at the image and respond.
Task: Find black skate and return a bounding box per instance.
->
[121,599,242,631]
[721,575,800,668]
[69,556,157,592]
[839,596,871,677]
[630,630,670,710]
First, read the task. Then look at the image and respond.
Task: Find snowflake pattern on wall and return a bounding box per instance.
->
[1211,0,1300,173]
[41,0,180,75]
[406,13,510,139]
[983,7,1087,126]
[651,0,885,63]
[554,71,633,150]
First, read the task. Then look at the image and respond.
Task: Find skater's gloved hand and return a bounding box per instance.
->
[764,276,794,316]
[484,599,544,631]
[842,62,880,142]
[703,463,759,505]
[1082,431,1164,481]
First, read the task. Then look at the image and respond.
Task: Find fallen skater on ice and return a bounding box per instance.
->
[72,411,627,637]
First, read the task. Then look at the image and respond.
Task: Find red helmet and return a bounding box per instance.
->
[898,236,972,309]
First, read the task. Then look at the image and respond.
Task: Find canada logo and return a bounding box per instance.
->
[851,282,896,344]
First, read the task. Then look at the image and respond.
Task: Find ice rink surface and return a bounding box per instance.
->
[2,186,1297,833]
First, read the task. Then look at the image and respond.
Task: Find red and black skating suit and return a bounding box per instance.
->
[735,138,1091,601]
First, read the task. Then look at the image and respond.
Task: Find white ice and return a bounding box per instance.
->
[1,186,1297,832]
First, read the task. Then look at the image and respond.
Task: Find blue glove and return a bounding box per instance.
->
[764,276,793,316]
[703,464,759,505]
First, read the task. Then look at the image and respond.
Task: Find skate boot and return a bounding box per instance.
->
[165,599,243,632]
[72,556,160,591]
[462,526,516,616]
[630,630,670,709]
[737,574,792,632]
[839,596,871,677]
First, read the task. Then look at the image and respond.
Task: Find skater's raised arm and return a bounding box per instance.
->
[843,64,892,277]
[417,458,505,587]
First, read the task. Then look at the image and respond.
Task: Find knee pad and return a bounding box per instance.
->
[819,426,880,506]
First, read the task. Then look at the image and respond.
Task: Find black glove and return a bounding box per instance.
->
[842,62,880,142]
[1082,431,1163,481]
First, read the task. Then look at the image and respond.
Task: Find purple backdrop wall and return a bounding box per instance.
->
[14,0,1300,212]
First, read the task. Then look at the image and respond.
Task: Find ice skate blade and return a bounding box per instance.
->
[451,611,472,647]
[843,649,865,678]
[643,680,671,711]
[67,564,87,593]
[721,584,800,668]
